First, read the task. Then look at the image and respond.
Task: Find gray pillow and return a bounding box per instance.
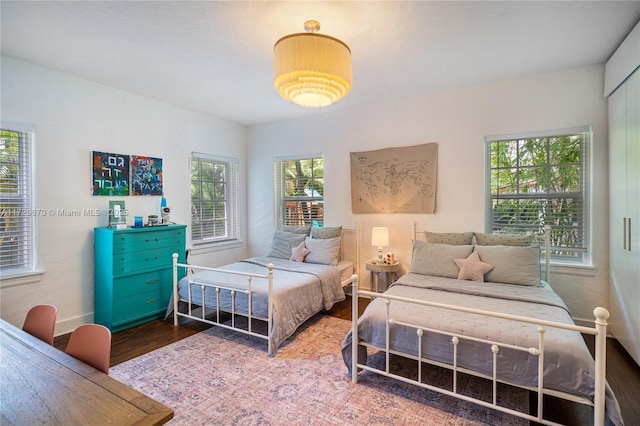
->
[424,231,474,245]
[474,245,541,286]
[474,232,535,247]
[304,236,341,265]
[267,232,306,259]
[410,240,474,279]
[281,225,311,235]
[310,226,342,239]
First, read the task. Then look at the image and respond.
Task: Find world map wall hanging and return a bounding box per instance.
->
[350,143,438,213]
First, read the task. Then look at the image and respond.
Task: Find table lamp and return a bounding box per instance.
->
[371,227,389,265]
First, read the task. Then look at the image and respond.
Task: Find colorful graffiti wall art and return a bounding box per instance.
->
[131,156,163,196]
[92,151,130,196]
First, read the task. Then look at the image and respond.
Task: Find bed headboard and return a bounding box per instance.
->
[340,224,360,276]
[412,222,551,284]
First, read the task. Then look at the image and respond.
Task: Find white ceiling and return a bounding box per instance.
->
[2,1,639,126]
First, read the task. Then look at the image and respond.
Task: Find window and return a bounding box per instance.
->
[275,155,324,228]
[486,126,590,263]
[190,153,238,245]
[0,123,36,275]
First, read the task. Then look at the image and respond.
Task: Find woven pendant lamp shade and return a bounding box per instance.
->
[273,21,352,108]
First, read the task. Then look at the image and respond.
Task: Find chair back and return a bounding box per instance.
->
[66,324,112,374]
[22,304,58,345]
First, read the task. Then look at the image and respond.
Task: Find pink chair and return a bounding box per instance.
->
[65,324,112,374]
[22,304,57,345]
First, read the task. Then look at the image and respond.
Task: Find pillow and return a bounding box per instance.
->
[474,232,535,247]
[289,241,310,262]
[474,245,541,286]
[424,231,474,245]
[304,236,341,265]
[267,232,306,259]
[410,240,473,279]
[453,250,494,282]
[310,226,342,239]
[281,225,311,236]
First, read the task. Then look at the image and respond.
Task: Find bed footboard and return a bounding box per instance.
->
[171,253,275,355]
[350,281,610,426]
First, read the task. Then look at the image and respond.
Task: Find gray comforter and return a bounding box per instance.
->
[172,257,345,353]
[342,273,623,425]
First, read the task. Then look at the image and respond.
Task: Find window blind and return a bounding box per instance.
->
[274,155,324,228]
[1,125,36,274]
[190,153,239,244]
[485,126,590,262]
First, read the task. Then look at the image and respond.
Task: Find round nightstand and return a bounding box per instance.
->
[365,260,401,293]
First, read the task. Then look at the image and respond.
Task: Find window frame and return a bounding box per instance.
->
[190,152,239,247]
[485,126,591,265]
[274,154,324,229]
[0,122,38,278]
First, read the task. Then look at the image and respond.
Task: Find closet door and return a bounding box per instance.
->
[624,70,639,364]
[608,68,640,365]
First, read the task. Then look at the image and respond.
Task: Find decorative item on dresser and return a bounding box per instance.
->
[94,224,186,332]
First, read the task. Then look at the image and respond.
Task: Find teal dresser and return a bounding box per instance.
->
[94,224,186,331]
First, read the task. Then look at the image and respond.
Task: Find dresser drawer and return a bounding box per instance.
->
[112,228,185,254]
[112,247,181,275]
[112,269,174,299]
[112,288,170,325]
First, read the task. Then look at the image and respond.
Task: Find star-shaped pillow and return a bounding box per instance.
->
[453,250,494,282]
[289,241,310,262]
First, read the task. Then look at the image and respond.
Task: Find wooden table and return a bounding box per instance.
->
[0,319,173,425]
[365,260,401,292]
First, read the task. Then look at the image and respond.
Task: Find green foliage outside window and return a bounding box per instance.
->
[488,131,587,261]
[191,156,237,243]
[281,157,324,227]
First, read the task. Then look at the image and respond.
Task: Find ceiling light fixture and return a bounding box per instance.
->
[273,20,352,108]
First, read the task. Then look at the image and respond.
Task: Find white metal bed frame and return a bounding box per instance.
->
[171,227,359,356]
[350,225,610,426]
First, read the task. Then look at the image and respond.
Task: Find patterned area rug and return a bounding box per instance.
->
[111,315,528,425]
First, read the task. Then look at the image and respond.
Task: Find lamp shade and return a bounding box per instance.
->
[371,227,389,247]
[273,21,352,108]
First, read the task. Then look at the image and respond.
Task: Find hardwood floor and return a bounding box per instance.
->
[54,296,639,425]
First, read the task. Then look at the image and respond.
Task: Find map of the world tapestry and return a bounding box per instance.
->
[350,143,438,213]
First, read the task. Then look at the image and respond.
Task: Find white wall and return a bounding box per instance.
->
[247,65,610,324]
[0,57,248,334]
[0,57,611,332]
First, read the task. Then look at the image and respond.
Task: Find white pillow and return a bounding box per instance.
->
[267,232,306,259]
[304,236,341,265]
[474,245,541,286]
[410,240,474,279]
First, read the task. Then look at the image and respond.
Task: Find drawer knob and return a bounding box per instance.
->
[145,298,159,304]
[146,278,160,284]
